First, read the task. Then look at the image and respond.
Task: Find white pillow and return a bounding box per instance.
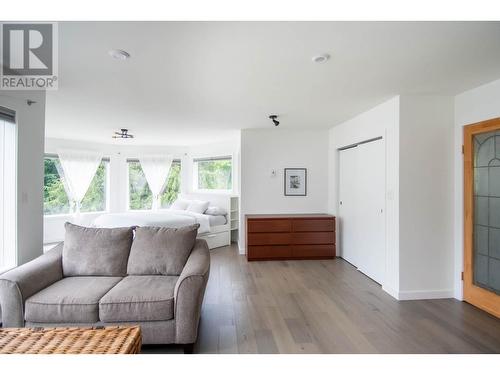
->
[170,199,190,210]
[186,200,210,214]
[205,206,228,216]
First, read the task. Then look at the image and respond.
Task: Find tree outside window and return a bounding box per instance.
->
[44,157,108,215]
[128,160,181,210]
[194,157,232,191]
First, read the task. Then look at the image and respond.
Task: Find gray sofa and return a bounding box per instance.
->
[0,223,210,352]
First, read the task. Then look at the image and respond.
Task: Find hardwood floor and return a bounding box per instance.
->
[142,243,500,354]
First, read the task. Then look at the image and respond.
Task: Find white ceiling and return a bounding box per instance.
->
[45,21,500,145]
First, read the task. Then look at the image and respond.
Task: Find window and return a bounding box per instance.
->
[128,159,181,210]
[0,106,16,271]
[193,156,232,191]
[44,157,70,215]
[43,156,109,215]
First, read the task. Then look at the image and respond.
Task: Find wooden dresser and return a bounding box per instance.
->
[246,214,336,261]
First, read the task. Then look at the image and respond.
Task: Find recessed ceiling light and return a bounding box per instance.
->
[108,49,130,60]
[312,54,330,63]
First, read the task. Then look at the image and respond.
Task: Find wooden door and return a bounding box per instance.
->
[464,117,500,318]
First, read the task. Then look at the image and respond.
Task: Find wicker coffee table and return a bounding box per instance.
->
[0,326,141,354]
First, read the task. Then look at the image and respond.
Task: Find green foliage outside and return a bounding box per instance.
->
[44,158,70,215]
[43,158,107,215]
[129,161,181,210]
[81,163,107,212]
[128,162,152,210]
[43,157,224,214]
[160,162,181,208]
[197,160,232,190]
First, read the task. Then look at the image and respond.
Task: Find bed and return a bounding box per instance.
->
[92,194,232,249]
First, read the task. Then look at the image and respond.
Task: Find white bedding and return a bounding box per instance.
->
[92,209,214,234]
[209,214,227,226]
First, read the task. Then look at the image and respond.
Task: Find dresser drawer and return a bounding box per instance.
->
[292,232,335,245]
[292,219,335,232]
[246,214,336,261]
[247,233,291,246]
[248,245,291,260]
[292,245,335,258]
[247,219,291,233]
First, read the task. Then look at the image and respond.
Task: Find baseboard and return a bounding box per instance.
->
[382,285,400,300]
[454,290,464,301]
[397,289,454,300]
[454,280,464,301]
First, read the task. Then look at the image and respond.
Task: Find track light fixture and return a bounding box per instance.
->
[269,115,279,126]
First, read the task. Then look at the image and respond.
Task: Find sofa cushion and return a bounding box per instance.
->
[99,275,178,322]
[127,225,199,276]
[25,276,122,323]
[63,222,133,277]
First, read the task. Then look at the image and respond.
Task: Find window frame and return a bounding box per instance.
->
[192,155,233,193]
[126,158,182,211]
[43,154,110,217]
[0,107,17,273]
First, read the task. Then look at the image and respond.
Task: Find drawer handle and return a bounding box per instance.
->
[207,234,217,238]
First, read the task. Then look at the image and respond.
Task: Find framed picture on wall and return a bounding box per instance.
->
[284,168,307,196]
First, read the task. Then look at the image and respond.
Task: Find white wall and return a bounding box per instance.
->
[44,137,240,243]
[329,95,455,300]
[453,78,500,300]
[239,129,329,252]
[399,96,455,299]
[328,97,400,298]
[0,91,46,265]
[330,80,500,301]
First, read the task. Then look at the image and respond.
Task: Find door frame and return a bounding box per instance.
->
[338,145,359,265]
[463,117,500,318]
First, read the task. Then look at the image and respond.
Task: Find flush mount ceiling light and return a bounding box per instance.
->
[112,128,134,139]
[108,49,130,60]
[312,54,330,63]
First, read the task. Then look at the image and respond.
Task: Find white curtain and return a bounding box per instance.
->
[139,155,173,210]
[57,149,103,217]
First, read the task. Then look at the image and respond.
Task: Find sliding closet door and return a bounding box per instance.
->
[338,138,386,284]
[355,139,386,283]
[338,146,359,266]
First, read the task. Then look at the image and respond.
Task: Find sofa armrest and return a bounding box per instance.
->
[174,239,210,344]
[0,243,63,327]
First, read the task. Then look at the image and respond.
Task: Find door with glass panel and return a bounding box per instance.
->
[464,118,500,318]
